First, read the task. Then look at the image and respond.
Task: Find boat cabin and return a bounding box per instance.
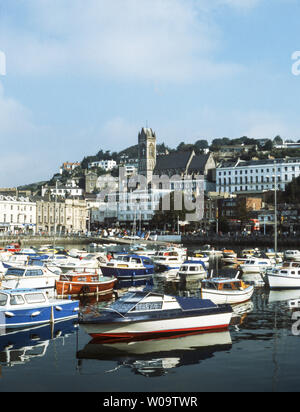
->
[108,291,218,315]
[0,289,50,309]
[154,250,181,258]
[202,278,248,291]
[243,258,271,266]
[285,250,300,258]
[179,260,207,274]
[108,254,153,268]
[271,268,300,277]
[282,262,300,269]
[59,273,100,283]
[5,266,50,279]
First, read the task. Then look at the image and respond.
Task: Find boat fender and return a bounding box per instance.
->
[31,311,41,317]
[4,311,14,317]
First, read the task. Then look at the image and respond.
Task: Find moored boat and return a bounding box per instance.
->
[267,265,300,289]
[154,255,184,271]
[0,288,79,329]
[56,272,117,296]
[79,290,233,339]
[177,260,207,281]
[153,249,185,271]
[221,249,237,264]
[284,250,300,262]
[239,257,274,274]
[195,245,223,257]
[1,265,60,291]
[200,278,254,305]
[4,243,21,253]
[100,254,154,280]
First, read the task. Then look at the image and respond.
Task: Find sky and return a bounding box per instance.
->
[0,0,300,186]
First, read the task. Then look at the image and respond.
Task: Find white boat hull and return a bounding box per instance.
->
[80,312,232,338]
[268,274,300,289]
[201,286,254,305]
[1,275,59,290]
[240,265,272,274]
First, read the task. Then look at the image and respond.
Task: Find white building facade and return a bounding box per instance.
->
[41,185,84,198]
[0,196,36,234]
[216,158,300,194]
[88,160,117,171]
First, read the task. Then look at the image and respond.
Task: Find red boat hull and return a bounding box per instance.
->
[56,279,116,296]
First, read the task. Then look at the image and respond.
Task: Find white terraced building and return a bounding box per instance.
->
[0,196,36,234]
[216,157,300,194]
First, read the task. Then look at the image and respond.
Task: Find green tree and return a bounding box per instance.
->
[273,135,283,145]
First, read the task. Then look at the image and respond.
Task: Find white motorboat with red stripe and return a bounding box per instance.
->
[79,290,233,339]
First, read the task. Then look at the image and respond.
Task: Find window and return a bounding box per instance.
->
[134,302,163,311]
[10,294,25,305]
[25,269,44,277]
[0,293,7,306]
[6,268,25,277]
[25,293,46,304]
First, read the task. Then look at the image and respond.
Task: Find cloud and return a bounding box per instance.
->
[0,0,243,83]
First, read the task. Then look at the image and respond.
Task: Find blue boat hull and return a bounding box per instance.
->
[101,266,154,280]
[0,301,79,329]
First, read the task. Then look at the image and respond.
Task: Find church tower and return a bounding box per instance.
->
[138,127,156,184]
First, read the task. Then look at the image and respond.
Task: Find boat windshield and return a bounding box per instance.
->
[25,269,44,277]
[6,268,25,277]
[0,293,7,306]
[189,266,200,272]
[111,300,136,313]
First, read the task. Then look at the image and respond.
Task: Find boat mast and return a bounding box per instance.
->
[54,180,57,249]
[274,160,277,257]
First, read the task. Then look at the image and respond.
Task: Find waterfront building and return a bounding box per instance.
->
[36,198,65,234]
[0,196,36,234]
[65,198,87,234]
[216,157,300,194]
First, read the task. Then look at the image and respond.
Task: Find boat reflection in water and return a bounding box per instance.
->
[0,319,78,368]
[77,330,232,377]
[268,289,300,311]
[115,277,154,290]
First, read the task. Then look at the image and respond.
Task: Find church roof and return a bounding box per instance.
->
[154,151,212,175]
[154,151,192,173]
[188,153,211,174]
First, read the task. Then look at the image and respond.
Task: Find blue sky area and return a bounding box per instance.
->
[0,0,300,186]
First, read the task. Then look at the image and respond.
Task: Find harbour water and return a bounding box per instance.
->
[0,243,299,392]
